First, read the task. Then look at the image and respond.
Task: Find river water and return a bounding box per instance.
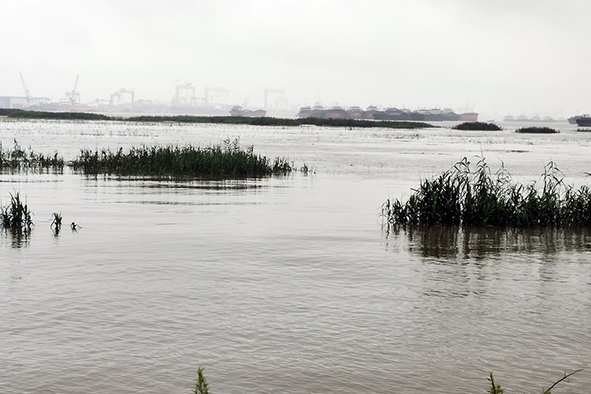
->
[1,118,590,393]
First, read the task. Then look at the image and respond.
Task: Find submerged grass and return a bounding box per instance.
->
[453,121,502,131]
[69,138,293,177]
[0,140,64,171]
[382,157,591,228]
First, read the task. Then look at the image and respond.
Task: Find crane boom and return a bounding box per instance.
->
[65,75,80,104]
[19,72,30,103]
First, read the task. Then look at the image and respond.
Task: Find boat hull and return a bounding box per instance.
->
[576,117,591,127]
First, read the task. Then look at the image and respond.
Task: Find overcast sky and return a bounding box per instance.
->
[2,0,590,118]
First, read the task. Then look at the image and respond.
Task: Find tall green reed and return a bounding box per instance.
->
[383,157,591,228]
[1,192,33,232]
[0,140,64,171]
[70,138,293,178]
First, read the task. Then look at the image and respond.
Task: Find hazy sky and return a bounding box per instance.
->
[2,0,590,118]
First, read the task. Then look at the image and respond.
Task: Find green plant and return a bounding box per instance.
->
[69,139,295,178]
[486,369,582,394]
[194,368,210,394]
[50,212,63,229]
[382,158,591,228]
[0,192,33,232]
[0,139,64,171]
[487,373,504,394]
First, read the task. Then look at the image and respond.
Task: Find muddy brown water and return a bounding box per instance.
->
[1,118,590,393]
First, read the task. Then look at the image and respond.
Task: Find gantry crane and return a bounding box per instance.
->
[110,88,135,106]
[172,82,197,106]
[65,76,81,105]
[204,87,228,105]
[264,88,287,110]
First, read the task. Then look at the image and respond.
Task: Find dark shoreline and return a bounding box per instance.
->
[0,109,434,129]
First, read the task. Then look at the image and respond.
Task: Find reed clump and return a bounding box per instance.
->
[1,192,33,232]
[382,157,591,228]
[69,138,293,177]
[516,126,559,134]
[0,140,64,171]
[453,122,501,131]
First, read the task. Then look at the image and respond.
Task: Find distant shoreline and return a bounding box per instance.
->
[0,109,434,129]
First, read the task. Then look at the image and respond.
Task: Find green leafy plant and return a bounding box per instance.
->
[0,192,33,232]
[488,373,504,394]
[194,368,210,394]
[50,212,63,229]
[69,139,294,178]
[0,139,64,171]
[382,157,591,228]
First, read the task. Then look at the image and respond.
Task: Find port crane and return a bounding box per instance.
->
[172,82,197,106]
[264,88,287,110]
[65,76,81,105]
[19,72,31,104]
[204,87,228,105]
[110,88,135,106]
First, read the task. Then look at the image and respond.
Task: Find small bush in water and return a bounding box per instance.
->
[516,126,559,134]
[453,122,501,131]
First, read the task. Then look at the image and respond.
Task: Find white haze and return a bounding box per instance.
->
[2,0,590,119]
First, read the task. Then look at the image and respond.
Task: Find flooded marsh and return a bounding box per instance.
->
[1,118,591,393]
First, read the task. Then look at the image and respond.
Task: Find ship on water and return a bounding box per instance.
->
[298,105,478,122]
[230,106,266,117]
[504,114,559,122]
[575,116,591,127]
[568,114,589,124]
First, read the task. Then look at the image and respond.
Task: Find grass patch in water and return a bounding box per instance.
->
[4,109,432,129]
[69,138,293,177]
[0,140,64,171]
[516,126,559,134]
[4,109,109,120]
[1,192,33,233]
[453,121,501,131]
[382,157,591,228]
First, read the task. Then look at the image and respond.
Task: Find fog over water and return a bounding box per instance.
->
[3,0,591,118]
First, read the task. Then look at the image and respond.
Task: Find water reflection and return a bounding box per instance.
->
[389,226,591,260]
[1,228,31,248]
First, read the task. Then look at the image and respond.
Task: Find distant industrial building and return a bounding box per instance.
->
[0,96,51,109]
